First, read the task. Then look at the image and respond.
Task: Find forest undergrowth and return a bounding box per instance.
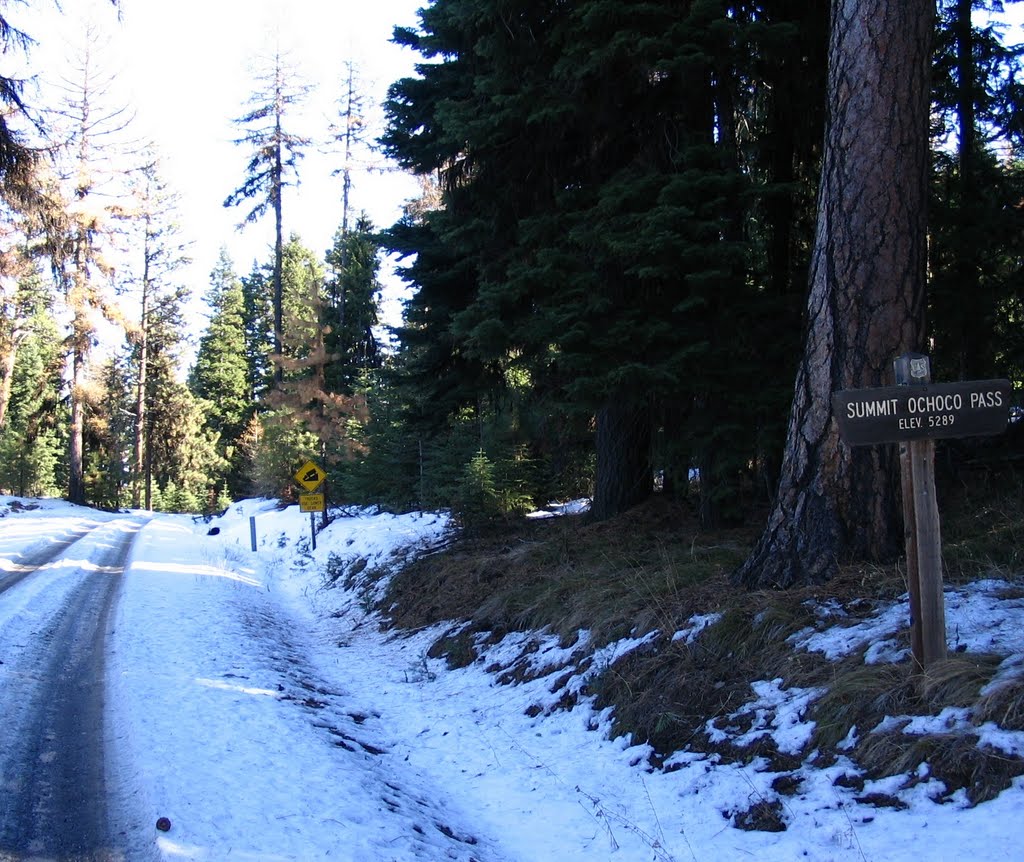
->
[369,459,1024,808]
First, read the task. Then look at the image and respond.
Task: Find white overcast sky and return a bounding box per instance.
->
[13,0,426,329]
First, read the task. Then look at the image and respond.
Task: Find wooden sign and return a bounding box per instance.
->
[833,379,1011,446]
[833,355,1014,671]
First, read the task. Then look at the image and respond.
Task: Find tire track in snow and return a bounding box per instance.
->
[0,519,107,595]
[235,599,494,861]
[0,516,146,861]
[107,519,500,860]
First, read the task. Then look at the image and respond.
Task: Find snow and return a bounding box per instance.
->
[671,613,722,645]
[2,494,1024,861]
[703,679,824,756]
[524,499,591,520]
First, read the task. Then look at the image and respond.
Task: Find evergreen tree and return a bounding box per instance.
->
[123,153,191,509]
[84,354,133,509]
[43,20,135,504]
[930,0,1024,382]
[735,0,935,588]
[323,214,383,396]
[0,279,65,496]
[234,412,263,498]
[278,235,324,375]
[383,0,803,522]
[730,0,829,502]
[267,235,358,472]
[225,49,311,386]
[241,260,274,402]
[236,408,320,500]
[143,288,224,512]
[0,3,41,193]
[190,249,251,495]
[0,250,45,431]
[382,0,588,515]
[0,2,120,193]
[381,0,1021,536]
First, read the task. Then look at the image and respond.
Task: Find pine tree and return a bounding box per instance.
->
[278,235,324,374]
[241,261,274,402]
[930,0,1024,382]
[43,20,135,504]
[236,408,319,500]
[383,0,774,522]
[323,214,383,396]
[0,4,42,193]
[268,235,356,465]
[729,0,828,504]
[84,354,133,509]
[123,153,190,509]
[0,276,65,496]
[0,2,122,190]
[225,48,311,386]
[0,242,44,430]
[735,0,935,588]
[143,289,224,512]
[190,249,251,495]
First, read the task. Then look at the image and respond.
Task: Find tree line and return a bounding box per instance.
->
[0,0,1022,589]
[0,8,385,511]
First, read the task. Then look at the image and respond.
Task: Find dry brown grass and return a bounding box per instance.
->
[808,653,1024,804]
[809,662,917,751]
[976,673,1024,730]
[383,496,752,649]
[857,730,1024,806]
[920,654,1005,710]
[366,474,1024,802]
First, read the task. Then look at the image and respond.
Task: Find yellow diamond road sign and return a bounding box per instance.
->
[293,459,326,492]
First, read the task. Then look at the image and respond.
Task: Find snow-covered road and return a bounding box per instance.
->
[108,515,496,861]
[1,508,494,861]
[2,496,1023,862]
[0,514,146,860]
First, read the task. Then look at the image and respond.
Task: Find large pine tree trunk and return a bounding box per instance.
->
[273,177,284,387]
[68,329,86,506]
[133,300,148,510]
[734,0,934,589]
[591,397,652,521]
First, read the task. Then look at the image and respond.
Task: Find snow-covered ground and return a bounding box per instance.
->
[2,495,1023,861]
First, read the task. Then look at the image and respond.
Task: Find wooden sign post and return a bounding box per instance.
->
[833,355,1011,671]
[893,354,944,670]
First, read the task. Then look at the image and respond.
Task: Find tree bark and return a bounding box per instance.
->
[0,331,17,430]
[591,396,652,521]
[68,318,87,506]
[734,0,934,589]
[273,129,284,387]
[132,283,148,510]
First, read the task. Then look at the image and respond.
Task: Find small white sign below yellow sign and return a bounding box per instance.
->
[299,493,325,513]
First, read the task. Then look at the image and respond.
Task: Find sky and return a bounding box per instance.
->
[2,494,1024,860]
[12,0,426,331]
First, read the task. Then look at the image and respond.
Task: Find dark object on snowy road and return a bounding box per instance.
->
[156,817,172,832]
[207,526,220,535]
